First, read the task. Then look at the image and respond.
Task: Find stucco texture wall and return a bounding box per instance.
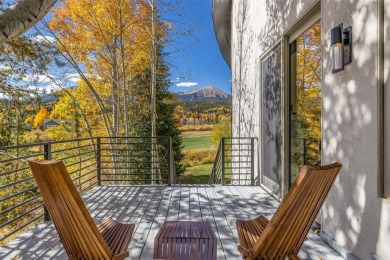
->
[230,0,390,258]
[321,0,390,258]
[231,0,260,139]
[231,0,318,138]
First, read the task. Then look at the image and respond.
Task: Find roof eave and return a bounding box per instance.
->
[211,0,232,69]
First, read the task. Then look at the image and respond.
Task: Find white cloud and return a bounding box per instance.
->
[30,35,56,44]
[176,82,198,87]
[175,77,180,81]
[22,84,58,96]
[66,73,82,83]
[21,74,52,83]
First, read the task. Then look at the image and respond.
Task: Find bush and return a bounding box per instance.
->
[182,149,217,167]
[211,118,231,147]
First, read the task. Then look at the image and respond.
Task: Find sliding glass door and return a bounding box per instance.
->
[289,20,322,186]
[261,44,282,195]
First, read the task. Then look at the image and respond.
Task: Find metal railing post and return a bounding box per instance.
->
[97,137,101,186]
[167,137,174,186]
[251,138,255,186]
[43,142,51,221]
[44,143,51,161]
[221,138,225,186]
[303,137,306,165]
[213,156,217,184]
[167,138,171,186]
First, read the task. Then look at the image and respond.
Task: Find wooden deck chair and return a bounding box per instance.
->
[27,158,135,260]
[236,162,342,260]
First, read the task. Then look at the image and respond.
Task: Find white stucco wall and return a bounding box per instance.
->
[231,0,321,140]
[230,0,390,258]
[321,0,390,258]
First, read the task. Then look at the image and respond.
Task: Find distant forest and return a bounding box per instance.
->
[175,101,231,126]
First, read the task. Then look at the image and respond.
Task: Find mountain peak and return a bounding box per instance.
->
[175,85,231,102]
[185,85,219,94]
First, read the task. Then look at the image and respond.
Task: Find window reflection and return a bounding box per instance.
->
[289,20,321,186]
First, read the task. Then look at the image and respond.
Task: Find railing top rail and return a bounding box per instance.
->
[0,142,47,150]
[99,136,171,139]
[0,136,174,151]
[221,137,258,140]
[0,137,96,150]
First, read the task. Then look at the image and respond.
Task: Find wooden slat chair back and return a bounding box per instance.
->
[27,158,134,260]
[236,162,342,259]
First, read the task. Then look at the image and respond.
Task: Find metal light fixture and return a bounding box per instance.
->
[331,23,352,73]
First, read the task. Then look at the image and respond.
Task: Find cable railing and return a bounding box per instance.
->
[0,136,175,245]
[209,137,258,185]
[97,137,175,185]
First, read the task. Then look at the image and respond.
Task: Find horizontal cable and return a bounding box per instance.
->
[54,150,95,161]
[0,166,30,177]
[100,167,168,171]
[72,169,97,183]
[51,143,96,154]
[0,203,44,229]
[0,194,41,216]
[77,175,97,188]
[101,180,168,183]
[64,157,96,168]
[68,163,96,175]
[0,186,38,203]
[100,173,168,176]
[0,153,45,164]
[0,213,44,242]
[80,182,97,194]
[0,176,35,190]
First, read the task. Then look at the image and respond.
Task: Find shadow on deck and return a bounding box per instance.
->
[0,185,343,260]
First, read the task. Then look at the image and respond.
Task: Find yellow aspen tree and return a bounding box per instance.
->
[33,107,50,129]
[49,0,152,137]
[295,21,321,165]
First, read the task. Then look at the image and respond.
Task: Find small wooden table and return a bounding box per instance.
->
[153,221,217,260]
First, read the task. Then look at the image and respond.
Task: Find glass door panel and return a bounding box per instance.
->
[261,44,282,195]
[289,20,322,186]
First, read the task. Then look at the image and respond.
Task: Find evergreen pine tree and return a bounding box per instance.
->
[130,48,184,176]
[155,65,185,175]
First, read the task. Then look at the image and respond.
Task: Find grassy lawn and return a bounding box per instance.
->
[182,135,213,150]
[178,164,213,184]
[179,131,215,184]
[180,130,211,137]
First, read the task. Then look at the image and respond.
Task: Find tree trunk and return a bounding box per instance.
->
[0,0,57,43]
[150,0,158,184]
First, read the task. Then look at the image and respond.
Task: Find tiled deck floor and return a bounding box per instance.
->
[0,185,343,259]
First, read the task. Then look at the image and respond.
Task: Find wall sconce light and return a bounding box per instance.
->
[331,23,352,74]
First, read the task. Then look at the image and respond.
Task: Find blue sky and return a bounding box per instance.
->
[165,0,231,94]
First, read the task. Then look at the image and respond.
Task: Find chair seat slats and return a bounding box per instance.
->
[98,218,135,256]
[237,215,268,255]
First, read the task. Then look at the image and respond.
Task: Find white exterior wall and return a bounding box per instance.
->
[230,0,390,258]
